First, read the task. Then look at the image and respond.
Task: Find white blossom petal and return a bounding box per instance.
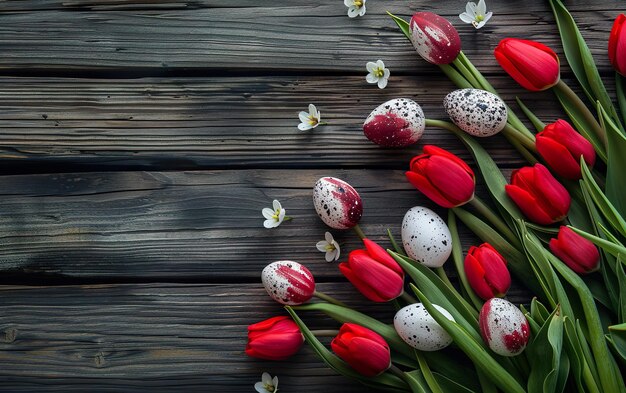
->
[459,12,474,23]
[316,240,329,252]
[383,68,390,79]
[366,61,378,72]
[307,104,316,116]
[277,209,285,224]
[324,232,333,244]
[377,77,388,89]
[298,122,312,131]
[298,111,310,123]
[477,0,486,15]
[347,6,359,18]
[332,242,341,260]
[272,199,281,211]
[483,11,493,24]
[254,382,267,393]
[358,4,366,16]
[343,0,352,6]
[376,59,385,69]
[366,73,378,83]
[262,208,274,220]
[466,2,477,14]
[325,250,336,262]
[262,373,272,385]
[264,219,276,228]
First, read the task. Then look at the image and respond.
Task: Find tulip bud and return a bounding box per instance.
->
[550,226,600,274]
[245,316,304,360]
[536,119,596,179]
[609,14,626,76]
[339,239,404,302]
[464,243,511,300]
[313,177,363,230]
[505,163,571,225]
[494,38,560,91]
[262,261,315,305]
[331,323,391,376]
[409,12,461,64]
[479,298,530,357]
[406,145,475,208]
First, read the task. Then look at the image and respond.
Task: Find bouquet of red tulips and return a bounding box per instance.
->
[247,1,626,392]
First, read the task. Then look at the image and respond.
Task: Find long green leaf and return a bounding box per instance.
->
[600,103,626,218]
[608,323,626,364]
[569,226,626,261]
[527,308,569,393]
[387,12,411,41]
[562,317,601,393]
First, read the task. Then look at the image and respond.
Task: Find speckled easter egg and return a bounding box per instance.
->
[261,260,316,306]
[443,89,508,137]
[479,298,530,356]
[363,98,425,147]
[401,206,452,268]
[313,177,363,230]
[394,303,454,351]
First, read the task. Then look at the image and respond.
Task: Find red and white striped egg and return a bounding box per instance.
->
[363,98,425,147]
[479,298,530,356]
[262,261,316,305]
[313,177,363,230]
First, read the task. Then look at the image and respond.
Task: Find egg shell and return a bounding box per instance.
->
[363,98,425,147]
[262,260,316,305]
[443,89,508,137]
[479,298,530,356]
[401,206,452,268]
[394,303,455,351]
[313,177,363,230]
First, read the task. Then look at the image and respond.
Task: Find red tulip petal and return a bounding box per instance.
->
[505,184,556,225]
[422,145,474,175]
[536,135,582,179]
[339,263,388,302]
[425,155,475,205]
[533,164,570,219]
[405,170,456,208]
[363,239,403,276]
[346,337,391,376]
[348,257,404,300]
[465,253,493,299]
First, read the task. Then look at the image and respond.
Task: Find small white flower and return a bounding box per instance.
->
[262,200,286,228]
[255,372,279,393]
[344,0,366,18]
[459,0,492,29]
[365,60,390,89]
[316,231,341,262]
[298,104,322,131]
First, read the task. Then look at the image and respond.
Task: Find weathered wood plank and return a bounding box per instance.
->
[0,282,529,392]
[0,1,622,73]
[0,75,589,171]
[0,169,511,281]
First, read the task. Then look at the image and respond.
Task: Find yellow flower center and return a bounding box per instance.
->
[354,0,363,6]
[374,67,384,78]
[264,383,276,393]
[325,244,336,251]
[476,14,484,22]
[272,209,281,220]
[308,116,318,126]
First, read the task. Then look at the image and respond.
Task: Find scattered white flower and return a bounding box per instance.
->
[459,0,492,29]
[298,104,322,131]
[262,200,286,228]
[316,231,341,262]
[255,372,279,393]
[344,0,366,18]
[366,60,390,89]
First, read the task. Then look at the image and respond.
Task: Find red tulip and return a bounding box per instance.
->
[339,239,404,302]
[262,261,315,305]
[609,14,626,76]
[246,316,304,360]
[550,226,600,274]
[409,12,461,64]
[494,38,560,91]
[536,119,596,179]
[331,323,391,376]
[505,163,571,225]
[406,145,475,208]
[464,243,511,300]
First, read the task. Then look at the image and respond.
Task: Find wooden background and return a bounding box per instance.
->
[0,0,623,391]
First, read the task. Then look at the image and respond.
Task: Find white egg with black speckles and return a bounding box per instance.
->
[362,98,425,147]
[443,89,508,137]
[394,303,454,351]
[479,298,530,357]
[401,206,451,268]
[313,177,363,230]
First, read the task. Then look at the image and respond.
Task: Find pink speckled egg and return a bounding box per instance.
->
[261,261,316,305]
[363,98,425,147]
[479,298,530,356]
[313,177,363,230]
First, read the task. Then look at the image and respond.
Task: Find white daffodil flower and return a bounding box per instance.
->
[316,231,341,262]
[262,200,286,228]
[459,0,492,29]
[366,60,390,89]
[297,104,322,131]
[344,0,366,18]
[255,372,279,393]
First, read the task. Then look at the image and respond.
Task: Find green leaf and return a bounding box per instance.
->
[568,226,626,261]
[527,308,569,393]
[600,103,626,218]
[618,256,626,323]
[387,12,411,41]
[617,73,626,128]
[411,285,526,393]
[530,298,551,325]
[562,317,601,393]
[608,323,626,363]
[515,97,545,132]
[285,306,410,392]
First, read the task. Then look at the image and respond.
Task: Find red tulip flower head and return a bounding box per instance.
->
[550,226,600,274]
[505,163,571,225]
[262,260,315,305]
[494,38,560,91]
[536,119,596,179]
[464,243,511,300]
[331,323,391,376]
[246,316,304,360]
[339,239,404,302]
[409,12,461,64]
[406,145,475,208]
[609,14,626,76]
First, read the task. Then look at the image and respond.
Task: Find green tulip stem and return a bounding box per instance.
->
[352,224,366,240]
[468,197,521,248]
[310,329,339,337]
[553,80,608,148]
[438,64,473,89]
[387,228,405,255]
[313,290,348,308]
[450,57,481,88]
[435,267,456,292]
[399,291,417,304]
[502,123,537,152]
[414,350,445,393]
[616,72,626,131]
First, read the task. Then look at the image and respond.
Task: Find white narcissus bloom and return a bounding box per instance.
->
[459,0,492,29]
[262,199,286,228]
[365,60,390,89]
[316,231,341,262]
[344,0,366,18]
[298,104,322,131]
[255,372,279,393]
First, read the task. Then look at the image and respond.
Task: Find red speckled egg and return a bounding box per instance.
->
[479,298,530,356]
[363,98,425,147]
[313,177,363,230]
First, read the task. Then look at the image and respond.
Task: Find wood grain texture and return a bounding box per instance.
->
[0,1,622,73]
